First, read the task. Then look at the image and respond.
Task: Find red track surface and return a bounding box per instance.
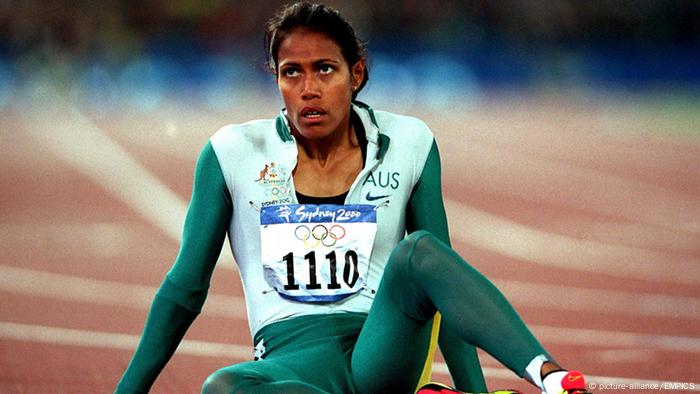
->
[1,94,699,393]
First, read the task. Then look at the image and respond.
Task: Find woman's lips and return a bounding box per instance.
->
[300,106,327,123]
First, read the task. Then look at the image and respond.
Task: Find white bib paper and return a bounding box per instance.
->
[260,204,377,302]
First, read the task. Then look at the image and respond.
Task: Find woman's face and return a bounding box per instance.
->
[276,28,364,141]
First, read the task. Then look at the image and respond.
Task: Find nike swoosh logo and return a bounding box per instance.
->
[366,192,391,201]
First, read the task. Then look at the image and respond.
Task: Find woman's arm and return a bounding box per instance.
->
[406,140,488,392]
[115,142,232,393]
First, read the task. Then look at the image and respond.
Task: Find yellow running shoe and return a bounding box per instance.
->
[416,382,523,394]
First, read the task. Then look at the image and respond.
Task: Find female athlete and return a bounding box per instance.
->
[116,2,589,394]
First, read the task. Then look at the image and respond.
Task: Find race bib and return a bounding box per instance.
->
[260,204,377,302]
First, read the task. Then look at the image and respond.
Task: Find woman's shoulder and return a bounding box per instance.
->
[209,117,280,150]
[372,109,433,137]
[211,118,277,139]
[360,109,435,164]
[368,109,434,156]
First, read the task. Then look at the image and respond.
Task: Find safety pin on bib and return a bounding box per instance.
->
[374,200,390,210]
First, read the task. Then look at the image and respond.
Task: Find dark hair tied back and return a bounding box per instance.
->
[264,2,369,98]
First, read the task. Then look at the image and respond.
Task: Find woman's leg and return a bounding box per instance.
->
[202,313,364,394]
[201,360,331,394]
[352,230,553,394]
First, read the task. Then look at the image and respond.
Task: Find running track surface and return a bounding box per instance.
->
[1,91,699,393]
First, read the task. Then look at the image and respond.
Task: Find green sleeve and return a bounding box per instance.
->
[406,140,488,392]
[115,142,232,393]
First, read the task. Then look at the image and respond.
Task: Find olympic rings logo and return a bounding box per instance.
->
[265,186,288,197]
[294,224,346,247]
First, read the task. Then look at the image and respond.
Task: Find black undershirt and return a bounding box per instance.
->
[296,190,348,205]
[295,111,367,206]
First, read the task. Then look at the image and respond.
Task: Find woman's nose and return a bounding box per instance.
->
[301,75,320,99]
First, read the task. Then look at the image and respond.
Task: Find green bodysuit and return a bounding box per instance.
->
[116,103,550,393]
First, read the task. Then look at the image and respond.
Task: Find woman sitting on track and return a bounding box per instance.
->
[116,2,590,394]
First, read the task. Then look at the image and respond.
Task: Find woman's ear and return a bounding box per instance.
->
[351,60,366,90]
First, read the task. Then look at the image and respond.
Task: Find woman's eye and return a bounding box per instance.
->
[319,65,334,74]
[282,68,299,77]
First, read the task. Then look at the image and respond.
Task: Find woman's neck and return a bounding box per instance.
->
[293,120,358,167]
[290,116,363,197]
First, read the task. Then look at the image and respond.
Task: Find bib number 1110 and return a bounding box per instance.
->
[282,250,359,291]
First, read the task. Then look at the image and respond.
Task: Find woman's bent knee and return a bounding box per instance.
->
[386,230,442,280]
[202,365,264,394]
[202,362,277,394]
[202,369,237,394]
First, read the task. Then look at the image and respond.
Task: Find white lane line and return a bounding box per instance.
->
[0,223,138,258]
[2,322,697,391]
[4,265,699,321]
[497,217,700,258]
[446,199,700,285]
[19,87,187,242]
[531,325,700,354]
[494,279,700,319]
[0,321,249,359]
[438,123,700,235]
[588,348,656,363]
[3,265,700,354]
[16,87,236,268]
[0,265,247,320]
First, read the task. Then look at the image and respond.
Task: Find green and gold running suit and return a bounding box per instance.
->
[116,103,550,393]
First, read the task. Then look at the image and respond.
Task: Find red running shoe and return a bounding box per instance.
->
[542,370,591,394]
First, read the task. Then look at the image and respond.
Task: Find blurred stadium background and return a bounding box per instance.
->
[1,1,699,393]
[2,0,700,111]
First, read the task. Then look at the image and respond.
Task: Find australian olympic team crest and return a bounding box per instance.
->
[255,162,292,207]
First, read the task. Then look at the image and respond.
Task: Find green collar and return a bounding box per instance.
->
[275,115,293,142]
[352,100,379,128]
